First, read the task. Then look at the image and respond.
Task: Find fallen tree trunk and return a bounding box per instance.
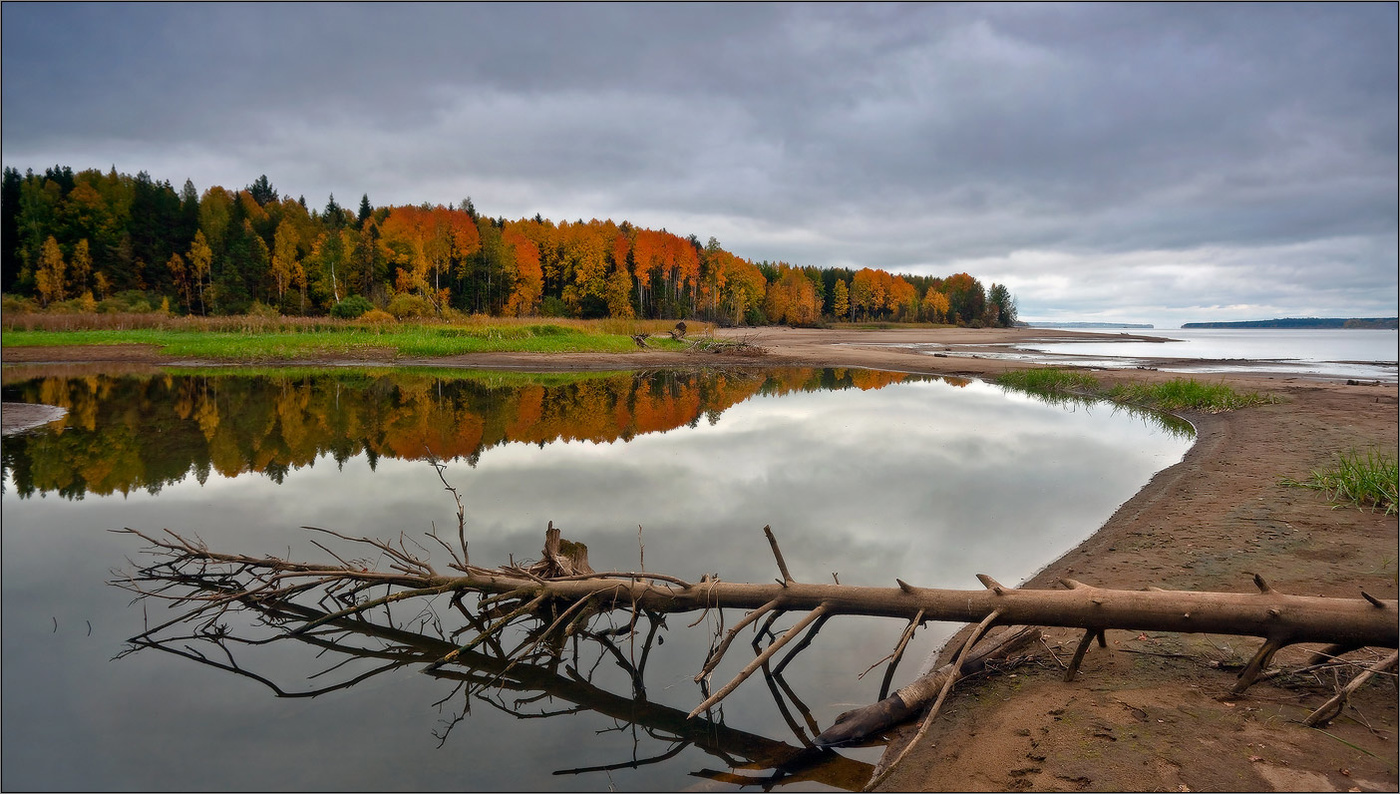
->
[469,574,1393,650]
[120,528,1396,650]
[114,526,1397,705]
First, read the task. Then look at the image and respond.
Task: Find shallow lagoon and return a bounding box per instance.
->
[1,366,1191,791]
[1005,328,1397,382]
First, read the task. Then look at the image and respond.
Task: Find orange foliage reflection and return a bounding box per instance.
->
[3,367,939,498]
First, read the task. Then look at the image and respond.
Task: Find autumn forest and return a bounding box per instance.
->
[1,165,1016,327]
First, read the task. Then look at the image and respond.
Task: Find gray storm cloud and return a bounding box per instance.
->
[3,2,1394,326]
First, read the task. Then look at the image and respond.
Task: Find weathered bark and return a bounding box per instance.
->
[534,521,593,577]
[415,573,1394,652]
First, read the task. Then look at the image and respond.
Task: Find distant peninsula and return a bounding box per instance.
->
[1181,317,1398,330]
[1023,321,1155,329]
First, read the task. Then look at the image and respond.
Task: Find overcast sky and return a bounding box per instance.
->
[3,2,1396,327]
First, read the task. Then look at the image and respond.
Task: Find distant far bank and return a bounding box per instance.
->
[1181,317,1398,329]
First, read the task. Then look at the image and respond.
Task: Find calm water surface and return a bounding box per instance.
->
[922,328,1397,382]
[1,366,1191,791]
[1029,327,1396,376]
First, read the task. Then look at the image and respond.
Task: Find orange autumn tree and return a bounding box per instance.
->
[763,263,821,326]
[501,224,543,316]
[700,247,767,325]
[556,220,611,317]
[669,232,701,315]
[843,267,920,322]
[437,208,481,303]
[629,227,702,318]
[380,205,481,313]
[887,275,918,322]
[941,271,986,326]
[605,227,635,319]
[630,228,668,317]
[380,206,432,301]
[848,268,882,321]
[922,287,951,324]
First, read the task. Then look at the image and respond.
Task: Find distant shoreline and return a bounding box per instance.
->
[1181,316,1398,329]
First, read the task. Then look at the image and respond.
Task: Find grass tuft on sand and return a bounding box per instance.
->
[1283,448,1399,515]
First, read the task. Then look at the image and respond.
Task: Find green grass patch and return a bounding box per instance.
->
[994,368,1100,396]
[1106,379,1279,413]
[1282,448,1398,515]
[994,368,1278,414]
[431,323,574,340]
[1,322,689,361]
[994,368,1196,439]
[993,368,1278,440]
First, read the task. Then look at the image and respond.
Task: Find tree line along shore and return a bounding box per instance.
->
[3,165,1016,329]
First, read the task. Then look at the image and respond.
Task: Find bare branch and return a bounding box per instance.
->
[1063,628,1106,682]
[689,603,831,718]
[1304,650,1400,727]
[763,525,794,585]
[427,592,549,671]
[425,449,469,568]
[878,609,925,701]
[288,582,460,637]
[696,598,782,682]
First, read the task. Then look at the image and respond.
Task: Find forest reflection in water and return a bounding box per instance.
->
[1,365,1192,792]
[2,365,930,499]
